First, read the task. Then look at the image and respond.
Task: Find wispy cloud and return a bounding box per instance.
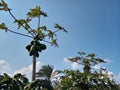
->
[0,59,42,80]
[14,61,42,77]
[0,60,11,74]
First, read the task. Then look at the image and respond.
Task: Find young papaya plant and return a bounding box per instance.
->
[0,0,67,81]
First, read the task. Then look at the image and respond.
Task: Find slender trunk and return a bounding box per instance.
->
[32,54,36,81]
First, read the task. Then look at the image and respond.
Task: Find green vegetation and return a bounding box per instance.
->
[0,0,120,90]
[0,51,120,90]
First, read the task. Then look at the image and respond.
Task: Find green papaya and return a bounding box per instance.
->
[36,52,39,57]
[26,44,32,51]
[35,40,40,45]
[30,40,35,45]
[40,44,46,50]
[36,45,42,52]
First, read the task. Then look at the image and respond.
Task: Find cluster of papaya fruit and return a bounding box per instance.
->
[26,40,46,57]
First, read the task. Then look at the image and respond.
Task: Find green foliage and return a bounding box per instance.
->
[0,0,8,11]
[0,73,29,90]
[56,51,120,90]
[25,79,53,90]
[27,5,47,18]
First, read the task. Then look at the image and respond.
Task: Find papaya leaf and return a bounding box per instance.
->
[41,11,47,17]
[0,23,7,32]
[54,23,67,33]
[27,5,41,18]
[0,0,8,11]
[14,19,30,29]
[37,30,45,39]
[47,30,56,39]
[40,26,47,31]
[51,39,58,47]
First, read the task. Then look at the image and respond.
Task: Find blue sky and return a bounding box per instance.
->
[0,0,120,81]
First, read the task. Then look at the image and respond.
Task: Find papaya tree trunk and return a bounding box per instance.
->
[32,54,36,81]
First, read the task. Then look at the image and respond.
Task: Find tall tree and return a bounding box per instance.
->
[0,0,67,81]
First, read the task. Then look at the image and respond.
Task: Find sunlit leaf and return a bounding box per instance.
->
[40,26,47,31]
[36,30,45,39]
[87,53,95,58]
[54,23,67,33]
[14,19,30,30]
[47,30,56,39]
[41,11,47,17]
[0,0,8,11]
[68,57,81,62]
[0,23,7,32]
[51,39,58,47]
[27,6,41,18]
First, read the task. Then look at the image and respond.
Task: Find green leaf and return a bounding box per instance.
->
[27,6,47,18]
[40,26,47,31]
[87,53,95,58]
[14,19,30,29]
[27,6,41,18]
[54,23,67,33]
[68,57,80,62]
[51,39,58,47]
[95,58,106,63]
[41,11,47,17]
[0,0,8,11]
[47,30,56,39]
[37,30,45,39]
[0,23,7,32]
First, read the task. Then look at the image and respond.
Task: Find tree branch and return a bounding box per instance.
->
[8,9,35,37]
[7,29,33,38]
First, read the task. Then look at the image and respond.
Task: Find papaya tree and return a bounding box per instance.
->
[56,51,120,90]
[0,0,67,81]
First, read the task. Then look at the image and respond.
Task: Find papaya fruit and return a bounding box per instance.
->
[30,40,35,45]
[36,52,39,57]
[26,44,32,51]
[40,44,46,50]
[36,45,42,52]
[35,40,41,45]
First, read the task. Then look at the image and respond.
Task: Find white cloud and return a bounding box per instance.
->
[63,58,71,63]
[104,58,111,64]
[0,60,11,74]
[14,61,41,75]
[71,62,79,69]
[63,57,80,70]
[0,59,42,80]
[92,64,100,70]
[115,73,120,83]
